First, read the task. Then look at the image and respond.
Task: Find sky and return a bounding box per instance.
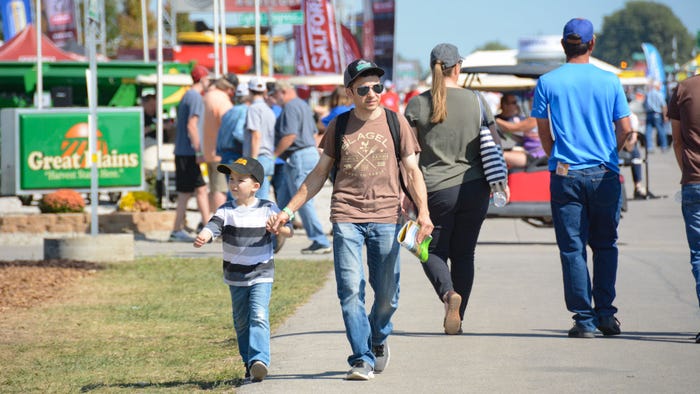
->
[393,0,700,63]
[183,0,699,67]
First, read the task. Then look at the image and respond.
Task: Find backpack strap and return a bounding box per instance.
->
[385,108,401,162]
[384,108,413,202]
[330,110,352,183]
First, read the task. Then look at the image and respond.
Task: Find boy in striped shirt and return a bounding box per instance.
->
[194,157,293,382]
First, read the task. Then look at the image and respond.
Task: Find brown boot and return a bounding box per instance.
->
[443,290,462,335]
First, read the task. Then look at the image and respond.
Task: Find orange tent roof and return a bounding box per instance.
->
[0,24,85,62]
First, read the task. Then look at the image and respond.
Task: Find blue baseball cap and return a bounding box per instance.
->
[563,18,594,44]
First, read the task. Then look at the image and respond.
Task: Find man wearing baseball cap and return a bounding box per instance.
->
[170,64,211,242]
[270,59,432,380]
[532,18,632,338]
[244,76,277,200]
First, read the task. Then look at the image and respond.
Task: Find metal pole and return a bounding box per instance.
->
[212,0,220,78]
[86,0,99,235]
[141,0,149,62]
[267,7,273,78]
[169,0,177,46]
[99,0,106,56]
[333,0,345,71]
[220,0,228,75]
[35,0,43,109]
[156,0,165,206]
[75,0,82,46]
[255,0,261,76]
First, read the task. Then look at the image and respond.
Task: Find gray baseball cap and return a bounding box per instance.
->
[430,43,463,69]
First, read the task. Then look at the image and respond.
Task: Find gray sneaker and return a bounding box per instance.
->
[169,230,194,242]
[373,342,390,373]
[301,241,332,254]
[346,360,374,380]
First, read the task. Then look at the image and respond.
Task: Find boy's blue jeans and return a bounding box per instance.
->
[681,184,700,308]
[550,165,621,330]
[332,222,401,368]
[229,282,272,367]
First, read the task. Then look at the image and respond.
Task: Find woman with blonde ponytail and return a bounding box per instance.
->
[405,43,509,335]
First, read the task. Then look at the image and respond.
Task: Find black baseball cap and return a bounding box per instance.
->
[217,157,264,184]
[344,59,385,88]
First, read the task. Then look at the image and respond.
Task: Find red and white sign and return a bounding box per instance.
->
[294,0,340,75]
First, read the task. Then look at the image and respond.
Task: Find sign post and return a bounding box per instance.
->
[86,0,100,236]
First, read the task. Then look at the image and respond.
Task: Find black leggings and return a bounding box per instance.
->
[422,179,490,319]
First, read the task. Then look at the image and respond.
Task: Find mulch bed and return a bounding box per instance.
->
[0,260,102,312]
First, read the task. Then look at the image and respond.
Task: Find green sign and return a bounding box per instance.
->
[15,109,143,191]
[238,11,304,26]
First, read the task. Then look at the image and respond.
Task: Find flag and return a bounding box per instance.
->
[641,43,666,97]
[294,0,341,75]
[1,0,32,41]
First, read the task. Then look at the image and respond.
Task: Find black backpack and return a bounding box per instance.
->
[330,107,412,200]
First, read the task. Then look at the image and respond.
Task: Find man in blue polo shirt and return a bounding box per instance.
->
[531,18,632,338]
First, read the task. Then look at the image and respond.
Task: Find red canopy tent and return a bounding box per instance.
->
[0,25,86,62]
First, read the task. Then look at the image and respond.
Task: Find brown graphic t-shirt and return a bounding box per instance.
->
[321,110,420,223]
[667,75,700,185]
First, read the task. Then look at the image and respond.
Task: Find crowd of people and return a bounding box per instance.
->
[145,16,699,384]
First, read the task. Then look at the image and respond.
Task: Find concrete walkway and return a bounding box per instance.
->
[236,151,699,393]
[1,151,698,393]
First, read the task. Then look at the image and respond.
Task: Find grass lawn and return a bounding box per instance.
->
[0,256,332,393]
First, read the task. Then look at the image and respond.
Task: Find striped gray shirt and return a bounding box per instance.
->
[202,198,291,287]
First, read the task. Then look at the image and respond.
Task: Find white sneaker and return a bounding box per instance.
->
[169,230,194,242]
[346,360,374,380]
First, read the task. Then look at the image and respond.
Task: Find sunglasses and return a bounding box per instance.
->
[356,83,384,97]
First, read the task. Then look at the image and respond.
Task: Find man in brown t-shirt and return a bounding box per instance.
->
[270,59,433,380]
[668,74,700,343]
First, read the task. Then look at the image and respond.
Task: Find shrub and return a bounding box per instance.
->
[38,189,86,213]
[118,191,158,212]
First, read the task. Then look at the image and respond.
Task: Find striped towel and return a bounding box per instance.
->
[479,127,508,187]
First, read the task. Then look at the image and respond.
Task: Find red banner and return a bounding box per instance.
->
[42,0,78,48]
[341,24,362,65]
[294,0,341,75]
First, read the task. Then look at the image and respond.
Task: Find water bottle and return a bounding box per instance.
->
[674,190,682,204]
[491,182,507,208]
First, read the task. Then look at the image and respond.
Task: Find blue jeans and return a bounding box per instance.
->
[271,159,290,206]
[550,165,621,330]
[281,147,330,247]
[255,155,275,200]
[645,112,667,150]
[681,184,700,308]
[229,282,272,367]
[333,222,401,367]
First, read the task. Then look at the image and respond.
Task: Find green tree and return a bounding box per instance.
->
[118,0,157,50]
[473,41,511,52]
[596,1,693,67]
